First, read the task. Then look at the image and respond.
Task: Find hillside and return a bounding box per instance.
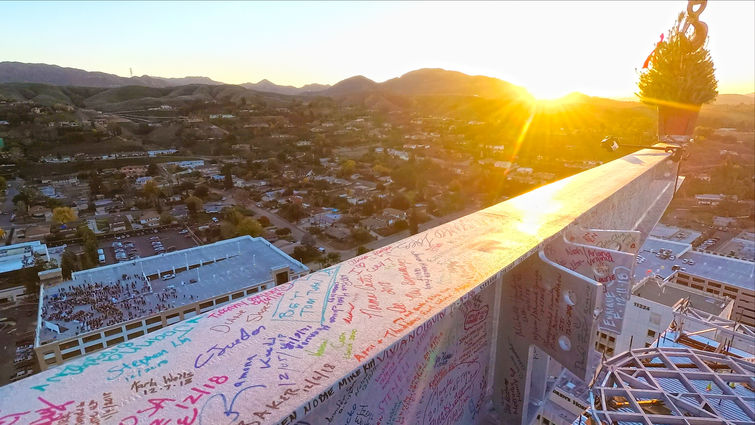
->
[320,75,379,96]
[0,62,225,88]
[0,82,292,111]
[1,66,750,132]
[714,93,755,105]
[241,79,330,95]
[381,68,531,100]
[315,68,533,104]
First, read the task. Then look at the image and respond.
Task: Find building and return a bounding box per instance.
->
[109,216,129,232]
[119,165,148,178]
[718,231,755,262]
[147,149,177,157]
[649,223,701,244]
[360,216,390,232]
[638,237,755,327]
[594,276,733,358]
[28,205,49,219]
[536,275,736,425]
[168,160,205,169]
[139,211,160,227]
[382,207,407,222]
[135,176,152,187]
[0,241,49,276]
[325,225,350,241]
[695,193,729,206]
[539,283,755,425]
[33,236,308,370]
[0,241,51,302]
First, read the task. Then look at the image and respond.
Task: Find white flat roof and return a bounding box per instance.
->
[637,237,755,291]
[37,236,307,344]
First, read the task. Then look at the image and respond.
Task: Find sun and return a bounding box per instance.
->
[526,83,575,101]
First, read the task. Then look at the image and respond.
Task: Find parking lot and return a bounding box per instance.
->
[0,299,38,386]
[101,228,199,265]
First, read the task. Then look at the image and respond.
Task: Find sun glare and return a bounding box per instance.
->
[526,85,575,101]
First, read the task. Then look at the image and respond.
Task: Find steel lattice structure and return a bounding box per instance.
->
[587,347,755,425]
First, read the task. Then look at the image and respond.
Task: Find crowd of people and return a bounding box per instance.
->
[41,272,182,335]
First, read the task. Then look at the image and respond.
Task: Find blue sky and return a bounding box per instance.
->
[2,1,753,98]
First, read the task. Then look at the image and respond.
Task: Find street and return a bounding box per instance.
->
[0,178,22,231]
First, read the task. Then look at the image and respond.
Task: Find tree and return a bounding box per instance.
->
[280,203,307,222]
[351,228,372,244]
[12,192,29,206]
[220,221,238,239]
[0,176,6,194]
[15,200,27,216]
[89,172,103,196]
[638,13,718,105]
[275,227,292,236]
[143,180,159,207]
[77,226,98,269]
[326,252,341,265]
[61,249,77,280]
[356,246,370,255]
[159,212,174,225]
[339,159,356,177]
[223,167,234,190]
[372,164,391,176]
[390,194,410,210]
[147,163,160,176]
[293,245,321,263]
[52,207,77,225]
[236,217,263,237]
[301,232,316,247]
[185,195,203,217]
[194,185,210,198]
[224,208,245,225]
[258,216,271,227]
[409,208,419,235]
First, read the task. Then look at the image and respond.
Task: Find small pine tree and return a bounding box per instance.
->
[639,14,718,105]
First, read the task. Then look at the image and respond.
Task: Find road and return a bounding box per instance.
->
[0,178,23,232]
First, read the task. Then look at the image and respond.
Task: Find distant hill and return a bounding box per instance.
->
[0,82,291,111]
[714,93,754,105]
[320,76,379,96]
[0,62,226,88]
[318,68,533,105]
[381,68,530,99]
[612,93,754,106]
[241,79,330,95]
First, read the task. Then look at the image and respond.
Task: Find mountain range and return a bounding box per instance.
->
[0,61,331,95]
[0,61,751,107]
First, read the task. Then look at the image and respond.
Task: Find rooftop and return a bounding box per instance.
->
[632,277,731,316]
[0,241,48,274]
[650,223,702,244]
[36,236,307,344]
[637,237,755,290]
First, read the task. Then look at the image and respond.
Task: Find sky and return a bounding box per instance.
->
[1,1,753,99]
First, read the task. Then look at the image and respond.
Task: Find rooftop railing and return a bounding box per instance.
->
[0,145,680,425]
